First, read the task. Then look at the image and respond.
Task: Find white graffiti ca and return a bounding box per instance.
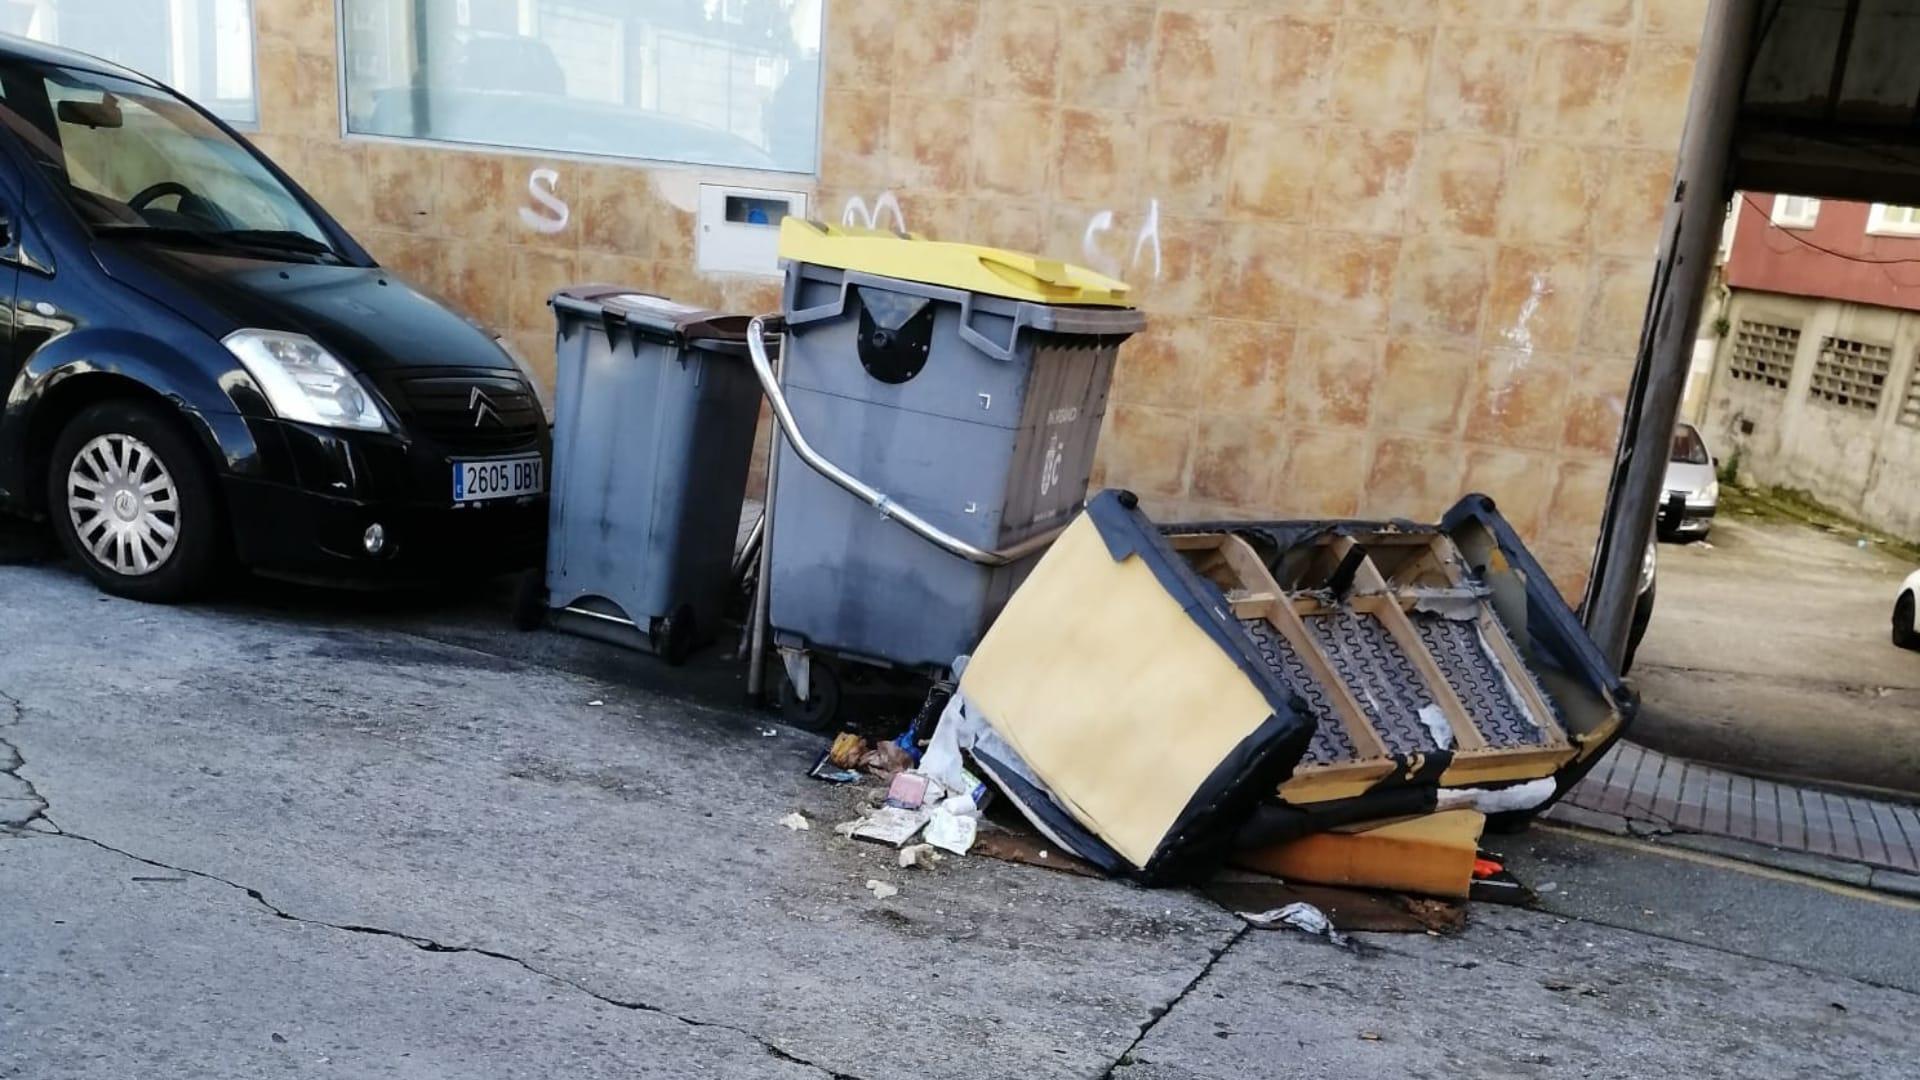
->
[519,167,570,235]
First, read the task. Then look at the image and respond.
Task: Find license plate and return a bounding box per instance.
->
[452,456,543,503]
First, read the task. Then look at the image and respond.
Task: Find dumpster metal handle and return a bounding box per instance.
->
[746,317,1062,568]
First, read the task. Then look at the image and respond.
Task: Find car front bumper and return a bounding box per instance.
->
[1658,492,1716,534]
[224,417,549,584]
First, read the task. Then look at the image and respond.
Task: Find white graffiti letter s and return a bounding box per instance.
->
[519,168,569,235]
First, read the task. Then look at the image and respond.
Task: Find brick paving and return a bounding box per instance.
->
[1551,740,1920,874]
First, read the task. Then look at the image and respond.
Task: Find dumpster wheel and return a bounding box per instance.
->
[657,605,698,666]
[778,657,842,731]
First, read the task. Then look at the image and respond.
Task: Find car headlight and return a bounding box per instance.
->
[1697,479,1720,506]
[494,335,554,425]
[223,329,388,432]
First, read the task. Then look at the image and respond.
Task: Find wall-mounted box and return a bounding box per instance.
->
[697,184,807,276]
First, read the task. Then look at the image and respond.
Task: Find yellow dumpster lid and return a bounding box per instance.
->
[777,218,1135,307]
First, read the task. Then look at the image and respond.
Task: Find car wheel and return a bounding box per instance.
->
[47,401,223,603]
[1895,592,1920,651]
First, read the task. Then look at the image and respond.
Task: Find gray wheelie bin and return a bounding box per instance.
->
[748,220,1146,723]
[542,287,768,663]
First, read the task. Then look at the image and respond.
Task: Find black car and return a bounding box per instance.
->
[0,36,550,601]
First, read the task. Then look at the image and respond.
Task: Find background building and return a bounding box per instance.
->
[1704,193,1920,541]
[13,0,1712,596]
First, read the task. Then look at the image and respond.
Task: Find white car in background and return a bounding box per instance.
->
[1896,570,1920,651]
[1659,423,1720,541]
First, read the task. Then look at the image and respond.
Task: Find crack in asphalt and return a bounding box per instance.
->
[0,688,52,833]
[1100,921,1249,1078]
[30,822,861,1080]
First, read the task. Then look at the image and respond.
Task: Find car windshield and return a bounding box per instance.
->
[0,64,335,259]
[1671,425,1710,465]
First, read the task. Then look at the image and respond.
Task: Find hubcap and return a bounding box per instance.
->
[66,433,180,577]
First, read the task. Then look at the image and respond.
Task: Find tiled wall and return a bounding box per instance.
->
[247,0,1710,597]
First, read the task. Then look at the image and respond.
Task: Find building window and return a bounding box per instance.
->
[1728,319,1799,390]
[1901,364,1920,429]
[1809,336,1891,413]
[5,0,258,125]
[1769,195,1820,229]
[339,0,824,174]
[1867,203,1920,236]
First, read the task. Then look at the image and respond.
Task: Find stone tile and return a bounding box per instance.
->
[297,140,369,234]
[256,42,339,142]
[1110,316,1206,409]
[1302,232,1400,328]
[441,241,517,330]
[1389,237,1493,340]
[255,0,333,45]
[1314,128,1417,235]
[645,196,698,267]
[365,230,444,288]
[819,89,893,188]
[574,252,655,296]
[1624,40,1699,150]
[1373,338,1476,438]
[1053,109,1149,205]
[1427,28,1534,136]
[1581,255,1655,356]
[1498,143,1602,247]
[575,166,653,257]
[1869,801,1920,871]
[1227,122,1321,223]
[437,153,513,247]
[508,247,581,335]
[1245,17,1337,117]
[1287,331,1383,430]
[1461,447,1556,537]
[1846,798,1892,867]
[1210,223,1310,322]
[1275,426,1368,517]
[967,200,1046,255]
[1191,413,1288,507]
[1561,385,1626,455]
[1520,34,1630,141]
[1100,404,1193,500]
[1329,22,1434,130]
[1057,4,1156,111]
[1539,0,1636,29]
[978,0,1062,101]
[1129,217,1221,316]
[825,0,895,91]
[1150,9,1243,114]
[888,96,975,193]
[365,142,437,234]
[885,190,970,242]
[1143,117,1231,215]
[1547,456,1611,541]
[1199,319,1291,416]
[1824,795,1863,861]
[1409,133,1508,240]
[1439,0,1536,22]
[1643,0,1711,39]
[972,99,1057,196]
[1360,434,1468,520]
[892,0,980,97]
[1487,245,1590,356]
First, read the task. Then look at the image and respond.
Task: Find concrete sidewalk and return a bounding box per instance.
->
[1549,739,1920,894]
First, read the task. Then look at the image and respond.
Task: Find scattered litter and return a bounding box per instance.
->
[924,805,979,855]
[899,844,940,869]
[860,741,915,782]
[808,750,862,784]
[587,700,604,707]
[1537,881,1558,894]
[1239,902,1354,949]
[1417,703,1454,750]
[1436,778,1557,816]
[759,726,779,737]
[778,812,810,832]
[851,806,929,846]
[885,771,933,810]
[865,879,898,900]
[827,732,868,769]
[1204,875,1464,935]
[1359,1032,1382,1042]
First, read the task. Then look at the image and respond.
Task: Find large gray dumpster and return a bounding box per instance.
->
[542,286,766,662]
[750,220,1146,721]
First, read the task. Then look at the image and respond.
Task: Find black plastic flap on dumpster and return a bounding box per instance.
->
[551,284,781,356]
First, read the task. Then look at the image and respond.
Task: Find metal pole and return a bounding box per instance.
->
[744,329,784,704]
[1583,0,1761,666]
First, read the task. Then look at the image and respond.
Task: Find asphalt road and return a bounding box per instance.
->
[5,548,1920,1078]
[1631,512,1920,797]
